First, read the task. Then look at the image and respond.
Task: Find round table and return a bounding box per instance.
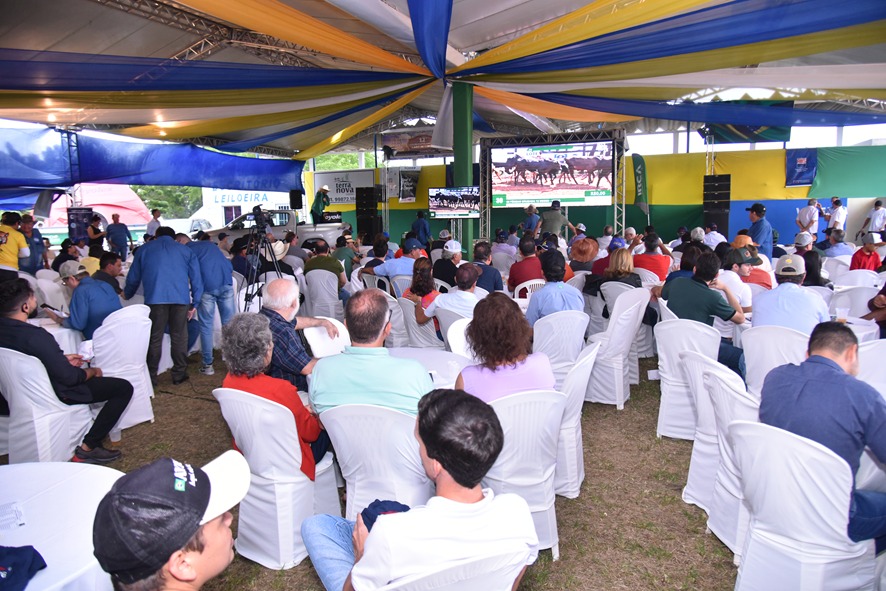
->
[29,319,85,355]
[388,347,472,389]
[0,462,123,591]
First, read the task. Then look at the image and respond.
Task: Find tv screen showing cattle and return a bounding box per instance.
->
[490,140,613,208]
[428,186,480,219]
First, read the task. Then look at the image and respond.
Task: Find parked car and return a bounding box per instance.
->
[165,217,212,236]
[201,209,347,248]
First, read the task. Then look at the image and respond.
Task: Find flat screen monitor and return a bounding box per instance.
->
[428,186,480,219]
[489,139,613,208]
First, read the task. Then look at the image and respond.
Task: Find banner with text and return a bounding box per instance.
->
[313,170,376,205]
[785,148,817,187]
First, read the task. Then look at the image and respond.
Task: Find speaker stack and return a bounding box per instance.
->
[703,174,731,234]
[355,186,382,239]
[289,189,303,210]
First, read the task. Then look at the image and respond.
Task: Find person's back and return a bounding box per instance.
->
[69,276,122,339]
[753,254,829,334]
[188,240,233,292]
[525,249,583,326]
[125,234,202,305]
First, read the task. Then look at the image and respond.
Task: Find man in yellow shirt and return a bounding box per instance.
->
[0,212,30,282]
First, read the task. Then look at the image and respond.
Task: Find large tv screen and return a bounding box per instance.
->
[428,186,480,219]
[490,140,613,208]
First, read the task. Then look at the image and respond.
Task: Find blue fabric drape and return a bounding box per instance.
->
[0,49,416,91]
[457,0,886,75]
[472,111,495,134]
[0,128,72,188]
[408,0,453,79]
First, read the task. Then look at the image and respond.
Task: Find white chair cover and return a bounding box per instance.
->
[532,310,589,390]
[238,283,264,314]
[91,305,154,440]
[0,415,7,456]
[805,285,834,306]
[857,340,886,399]
[599,282,646,382]
[390,274,412,298]
[703,362,760,563]
[657,298,679,322]
[679,351,722,514]
[37,277,68,313]
[634,267,660,284]
[473,286,489,299]
[348,268,365,294]
[513,279,544,299]
[729,421,877,591]
[746,282,769,300]
[446,317,474,361]
[258,271,295,285]
[376,550,531,591]
[834,269,879,288]
[485,390,566,560]
[213,388,340,569]
[231,270,245,295]
[429,248,443,264]
[302,317,350,358]
[823,256,850,281]
[585,288,649,409]
[35,268,59,281]
[654,319,720,440]
[554,343,600,498]
[282,255,305,275]
[434,278,452,293]
[830,285,879,317]
[565,270,590,290]
[305,270,343,321]
[398,298,445,349]
[434,308,467,352]
[742,325,808,400]
[295,273,308,316]
[319,404,434,520]
[491,252,515,276]
[0,348,92,463]
[380,290,409,348]
[585,293,607,337]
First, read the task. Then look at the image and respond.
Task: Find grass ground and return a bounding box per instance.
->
[21,354,739,589]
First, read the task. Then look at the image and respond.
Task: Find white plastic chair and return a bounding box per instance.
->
[741,325,808,401]
[805,285,834,306]
[319,404,434,520]
[429,248,443,264]
[37,277,68,313]
[654,319,720,440]
[679,351,723,514]
[585,288,649,409]
[830,285,879,317]
[390,274,412,298]
[532,310,590,390]
[0,348,92,463]
[281,255,304,275]
[433,278,452,293]
[302,316,350,358]
[554,343,600,499]
[376,550,531,591]
[362,273,391,295]
[491,252,515,276]
[746,282,769,300]
[36,268,59,281]
[446,317,474,361]
[729,421,877,590]
[435,308,468,352]
[513,278,545,299]
[91,305,154,441]
[398,298,445,349]
[703,362,760,564]
[213,388,340,569]
[377,290,409,348]
[834,269,879,288]
[485,390,567,560]
[238,283,264,314]
[823,256,850,281]
[657,298,679,322]
[232,270,245,295]
[634,267,660,284]
[305,270,343,322]
[258,271,295,285]
[857,340,886,399]
[565,270,590,290]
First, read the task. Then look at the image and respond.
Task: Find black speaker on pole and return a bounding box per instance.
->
[357,215,382,240]
[703,174,731,235]
[355,187,378,216]
[289,190,303,209]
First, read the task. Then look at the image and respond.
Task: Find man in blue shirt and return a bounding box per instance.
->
[187,239,235,376]
[361,238,423,280]
[752,254,830,334]
[124,226,203,385]
[760,322,886,553]
[525,249,584,326]
[411,211,431,249]
[823,229,856,258]
[105,213,134,261]
[472,241,503,294]
[18,214,46,275]
[47,261,122,339]
[746,202,773,260]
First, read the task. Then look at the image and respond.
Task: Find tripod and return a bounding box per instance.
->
[243,213,283,309]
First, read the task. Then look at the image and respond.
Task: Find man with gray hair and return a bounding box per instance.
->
[796,198,820,237]
[823,229,855,258]
[309,288,433,415]
[260,278,338,392]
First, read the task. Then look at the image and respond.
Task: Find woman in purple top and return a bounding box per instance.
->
[455,293,555,403]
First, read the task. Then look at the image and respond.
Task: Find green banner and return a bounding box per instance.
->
[808,146,886,198]
[633,154,649,215]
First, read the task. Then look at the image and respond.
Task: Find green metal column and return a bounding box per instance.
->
[452,81,475,247]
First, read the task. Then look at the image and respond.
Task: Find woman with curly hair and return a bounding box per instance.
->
[454,292,555,403]
[569,237,599,273]
[402,257,442,336]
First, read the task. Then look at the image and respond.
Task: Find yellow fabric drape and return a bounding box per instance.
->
[294,83,434,161]
[624,154,707,206]
[715,151,809,201]
[474,86,639,122]
[178,0,429,76]
[448,0,721,74]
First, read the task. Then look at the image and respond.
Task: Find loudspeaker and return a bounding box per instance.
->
[357,215,382,240]
[289,190,303,209]
[356,187,378,217]
[703,175,731,235]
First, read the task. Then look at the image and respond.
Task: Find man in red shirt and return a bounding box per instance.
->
[632,232,672,281]
[591,236,626,276]
[850,233,882,271]
[507,235,543,296]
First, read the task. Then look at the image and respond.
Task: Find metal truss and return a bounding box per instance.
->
[613,139,626,236]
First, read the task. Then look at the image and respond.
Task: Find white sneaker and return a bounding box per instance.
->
[200,364,215,376]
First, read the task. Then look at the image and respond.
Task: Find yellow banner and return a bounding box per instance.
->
[624,154,707,206]
[715,151,808,201]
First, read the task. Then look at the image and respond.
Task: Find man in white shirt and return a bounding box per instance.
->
[302,389,539,591]
[145,208,162,239]
[668,226,689,249]
[713,247,754,339]
[858,200,886,240]
[703,223,727,248]
[823,197,847,231]
[752,254,830,334]
[412,264,480,322]
[796,198,820,238]
[597,225,614,251]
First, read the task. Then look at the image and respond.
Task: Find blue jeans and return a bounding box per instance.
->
[849,489,886,554]
[110,244,128,262]
[339,288,351,306]
[718,338,746,380]
[198,285,236,365]
[302,515,356,591]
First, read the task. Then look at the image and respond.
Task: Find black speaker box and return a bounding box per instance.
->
[289,190,303,209]
[356,215,382,240]
[356,187,378,217]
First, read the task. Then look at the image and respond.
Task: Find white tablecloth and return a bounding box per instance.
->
[0,463,123,591]
[39,322,84,355]
[388,347,472,389]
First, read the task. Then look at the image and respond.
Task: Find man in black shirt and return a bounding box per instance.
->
[92,251,124,295]
[51,238,79,273]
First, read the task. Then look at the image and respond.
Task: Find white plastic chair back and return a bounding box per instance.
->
[585,288,649,409]
[436,308,467,351]
[585,293,607,336]
[0,348,91,463]
[658,298,679,322]
[348,268,365,294]
[756,253,772,272]
[434,278,452,293]
[446,317,474,361]
[485,390,567,560]
[303,316,350,358]
[320,404,434,520]
[473,286,489,299]
[377,551,530,591]
[213,388,340,569]
[742,325,808,400]
[259,271,295,285]
[599,281,634,306]
[363,273,391,295]
[282,255,304,275]
[878,270,886,287]
[600,282,652,367]
[634,267,660,284]
[830,285,879,317]
[554,343,600,499]
[702,362,760,562]
[358,245,373,257]
[746,282,768,300]
[238,283,264,314]
[390,274,412,298]
[36,269,59,281]
[295,273,308,316]
[37,277,68,313]
[305,270,343,321]
[491,252,515,276]
[857,340,886,399]
[92,305,154,439]
[231,270,245,294]
[805,285,833,306]
[17,271,38,290]
[565,270,590,290]
[398,298,445,349]
[654,319,720,440]
[532,310,589,390]
[823,256,850,281]
[513,279,545,299]
[834,269,879,288]
[429,248,443,264]
[729,421,877,590]
[669,252,682,272]
[679,351,722,513]
[379,290,409,348]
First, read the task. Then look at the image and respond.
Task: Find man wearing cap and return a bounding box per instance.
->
[590,236,627,276]
[0,279,132,463]
[362,237,424,281]
[18,214,47,275]
[0,211,30,282]
[145,208,162,239]
[796,198,820,238]
[187,237,235,376]
[525,250,583,327]
[668,226,689,249]
[125,226,204,385]
[858,200,886,240]
[703,223,727,248]
[712,248,755,341]
[569,223,588,247]
[51,238,79,273]
[413,264,480,322]
[793,231,816,256]
[491,230,517,259]
[753,254,830,334]
[430,229,450,252]
[822,229,857,258]
[522,205,540,234]
[536,200,575,239]
[850,233,883,271]
[433,239,462,287]
[746,203,773,259]
[508,235,544,296]
[472,241,503,293]
[45,261,122,339]
[93,451,251,591]
[411,211,431,248]
[312,185,331,225]
[105,213,134,261]
[333,234,361,279]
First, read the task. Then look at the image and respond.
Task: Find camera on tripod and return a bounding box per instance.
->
[251,205,272,234]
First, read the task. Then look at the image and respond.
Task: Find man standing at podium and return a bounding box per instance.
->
[312,185,331,225]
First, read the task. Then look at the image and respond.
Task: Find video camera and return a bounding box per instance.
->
[251,205,272,233]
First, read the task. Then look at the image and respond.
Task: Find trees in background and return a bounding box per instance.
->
[133,185,202,218]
